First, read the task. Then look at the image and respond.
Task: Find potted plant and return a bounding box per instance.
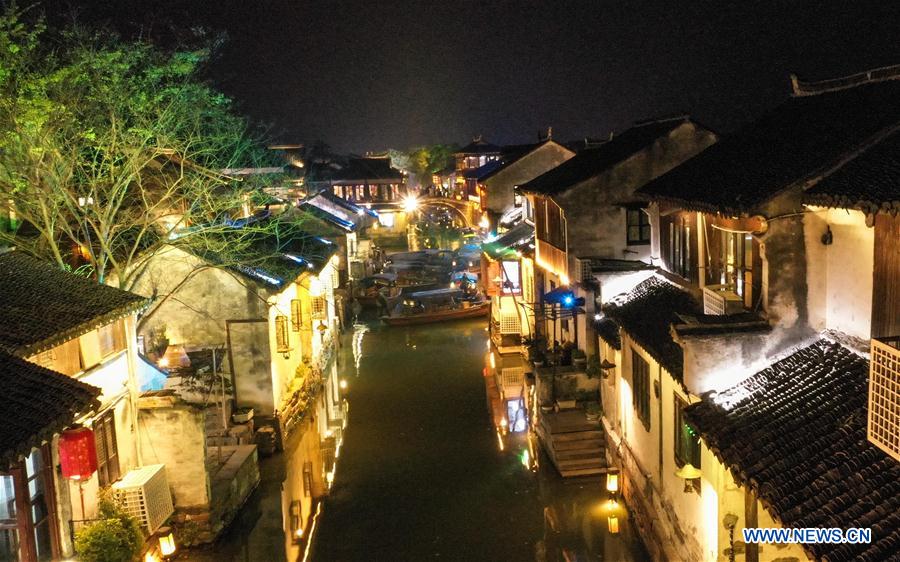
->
[572,348,587,369]
[232,407,254,423]
[524,335,547,367]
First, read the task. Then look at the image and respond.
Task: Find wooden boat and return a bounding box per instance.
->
[381,288,489,326]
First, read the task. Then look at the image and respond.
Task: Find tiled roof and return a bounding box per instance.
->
[518,118,687,196]
[301,192,376,232]
[638,77,900,214]
[481,222,534,260]
[330,158,402,182]
[0,349,100,469]
[0,251,147,356]
[684,339,900,562]
[805,127,900,214]
[455,137,501,155]
[192,222,338,288]
[600,276,701,383]
[463,160,503,180]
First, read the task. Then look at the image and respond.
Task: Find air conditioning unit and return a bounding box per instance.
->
[702,284,744,315]
[499,311,521,334]
[112,464,175,533]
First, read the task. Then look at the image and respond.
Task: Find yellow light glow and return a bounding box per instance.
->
[158,357,169,368]
[339,379,348,390]
[478,214,490,230]
[489,352,496,369]
[607,516,619,534]
[606,472,619,493]
[403,195,419,213]
[158,530,176,556]
[144,553,160,562]
[500,417,508,428]
[535,256,569,285]
[309,276,323,296]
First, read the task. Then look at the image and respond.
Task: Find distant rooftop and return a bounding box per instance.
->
[455,135,502,155]
[519,117,690,196]
[330,157,402,182]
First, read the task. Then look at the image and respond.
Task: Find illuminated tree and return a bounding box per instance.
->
[0,7,282,289]
[390,144,456,189]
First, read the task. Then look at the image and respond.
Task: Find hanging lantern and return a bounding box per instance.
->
[59,428,98,481]
[607,515,620,534]
[606,470,619,494]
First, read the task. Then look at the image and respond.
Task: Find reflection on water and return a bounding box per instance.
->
[188,318,647,561]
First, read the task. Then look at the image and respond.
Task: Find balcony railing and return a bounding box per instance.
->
[702,284,744,315]
[869,336,900,462]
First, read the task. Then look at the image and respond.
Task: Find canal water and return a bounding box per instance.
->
[188,317,648,561]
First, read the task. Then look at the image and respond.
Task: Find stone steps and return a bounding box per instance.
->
[554,437,605,451]
[555,447,605,461]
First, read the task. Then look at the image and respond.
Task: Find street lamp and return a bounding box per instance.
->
[675,463,702,493]
[403,195,419,213]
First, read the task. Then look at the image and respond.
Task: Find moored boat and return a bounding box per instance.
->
[381,287,489,326]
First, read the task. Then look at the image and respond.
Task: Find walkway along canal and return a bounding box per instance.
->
[187,317,649,561]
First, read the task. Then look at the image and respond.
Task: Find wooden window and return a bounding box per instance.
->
[32,339,81,376]
[674,395,702,492]
[500,261,522,294]
[631,349,651,431]
[291,300,302,331]
[311,297,326,319]
[667,218,692,279]
[626,209,651,245]
[98,320,125,358]
[275,315,290,352]
[1,447,60,561]
[94,411,120,487]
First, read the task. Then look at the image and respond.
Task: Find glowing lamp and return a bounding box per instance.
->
[606,470,619,494]
[675,463,702,493]
[317,322,328,334]
[339,379,348,390]
[158,527,176,557]
[59,428,98,481]
[607,516,619,534]
[402,195,419,213]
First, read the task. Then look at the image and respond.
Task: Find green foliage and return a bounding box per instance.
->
[74,494,143,562]
[389,144,457,188]
[0,7,279,288]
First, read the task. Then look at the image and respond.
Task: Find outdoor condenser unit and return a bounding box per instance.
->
[111,464,175,533]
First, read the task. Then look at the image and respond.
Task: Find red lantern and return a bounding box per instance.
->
[59,428,98,481]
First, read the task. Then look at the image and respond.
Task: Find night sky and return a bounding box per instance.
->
[37,0,900,153]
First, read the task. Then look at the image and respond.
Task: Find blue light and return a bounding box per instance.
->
[562,295,575,306]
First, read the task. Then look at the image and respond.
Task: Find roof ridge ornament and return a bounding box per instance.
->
[790,63,900,96]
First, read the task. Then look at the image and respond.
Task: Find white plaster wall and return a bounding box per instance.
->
[138,404,211,509]
[804,208,873,340]
[268,279,305,412]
